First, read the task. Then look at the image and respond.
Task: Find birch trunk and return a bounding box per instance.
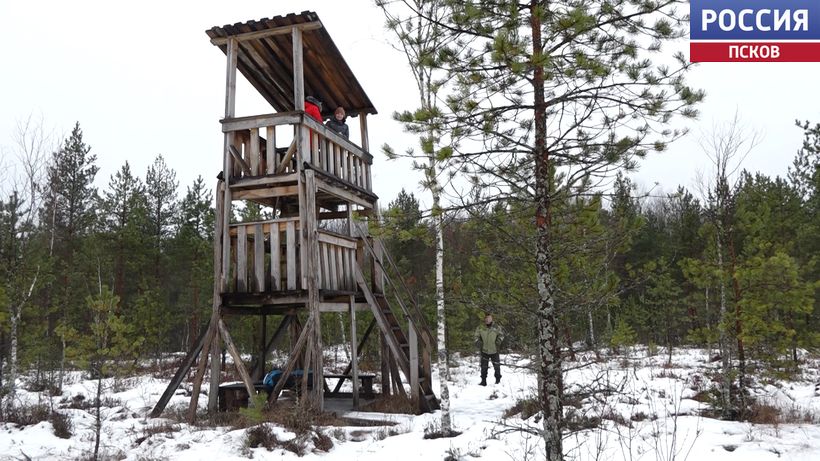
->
[432,160,452,434]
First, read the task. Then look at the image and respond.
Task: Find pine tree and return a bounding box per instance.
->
[102,161,147,303]
[43,122,99,390]
[169,176,214,350]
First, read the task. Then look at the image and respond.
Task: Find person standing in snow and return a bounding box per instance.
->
[325,106,350,139]
[474,313,504,386]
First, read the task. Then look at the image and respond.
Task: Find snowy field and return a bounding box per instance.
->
[2,348,820,460]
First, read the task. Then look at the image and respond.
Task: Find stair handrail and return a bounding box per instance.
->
[354,221,434,351]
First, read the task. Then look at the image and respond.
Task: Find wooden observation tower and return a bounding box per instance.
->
[151,11,438,418]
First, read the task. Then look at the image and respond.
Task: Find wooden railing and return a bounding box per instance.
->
[317,231,357,292]
[302,117,372,191]
[221,112,372,193]
[228,218,301,293]
[227,220,360,294]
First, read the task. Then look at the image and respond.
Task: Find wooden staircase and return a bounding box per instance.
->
[354,226,439,412]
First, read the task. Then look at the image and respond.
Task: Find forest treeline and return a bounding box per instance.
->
[0,119,817,394]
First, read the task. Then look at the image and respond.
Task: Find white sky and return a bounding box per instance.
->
[1,0,818,208]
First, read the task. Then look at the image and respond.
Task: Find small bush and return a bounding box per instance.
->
[245,424,307,456]
[3,403,51,426]
[246,424,278,450]
[312,431,334,452]
[564,408,601,432]
[503,396,540,420]
[746,402,780,425]
[50,411,74,439]
[135,422,181,446]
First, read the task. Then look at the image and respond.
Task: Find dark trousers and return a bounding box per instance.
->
[480,352,501,380]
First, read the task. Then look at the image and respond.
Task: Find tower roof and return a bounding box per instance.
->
[206,11,377,117]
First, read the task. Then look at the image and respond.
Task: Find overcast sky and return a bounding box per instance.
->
[1,0,818,208]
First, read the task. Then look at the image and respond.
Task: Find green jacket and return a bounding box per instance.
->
[474,324,504,354]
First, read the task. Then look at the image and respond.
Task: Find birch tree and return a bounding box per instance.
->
[1,115,51,402]
[378,0,462,435]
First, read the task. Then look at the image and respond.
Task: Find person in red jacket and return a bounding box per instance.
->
[305,96,323,122]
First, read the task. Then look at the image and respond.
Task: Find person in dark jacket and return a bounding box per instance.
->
[325,106,349,139]
[474,313,504,386]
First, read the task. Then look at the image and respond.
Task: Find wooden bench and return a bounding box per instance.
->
[218,382,269,412]
[324,374,376,399]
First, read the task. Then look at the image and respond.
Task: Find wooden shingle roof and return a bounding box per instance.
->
[206,11,377,117]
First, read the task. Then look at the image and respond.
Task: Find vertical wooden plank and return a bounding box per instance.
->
[409,322,419,410]
[341,149,348,182]
[271,224,281,290]
[347,203,354,237]
[286,221,296,290]
[237,225,248,293]
[335,246,343,290]
[292,28,304,111]
[365,163,372,191]
[312,132,320,168]
[249,127,259,175]
[350,294,359,409]
[266,126,275,175]
[328,245,338,291]
[323,243,332,290]
[331,143,338,177]
[254,223,264,292]
[304,170,324,409]
[336,247,343,290]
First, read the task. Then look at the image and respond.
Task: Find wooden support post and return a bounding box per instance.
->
[221,38,237,292]
[209,180,227,412]
[268,317,313,403]
[301,336,313,400]
[290,314,303,370]
[218,319,257,404]
[292,28,304,111]
[304,170,323,410]
[188,317,217,422]
[359,113,369,152]
[409,321,419,410]
[350,295,359,409]
[380,332,391,396]
[150,323,211,418]
[332,318,376,394]
[389,352,407,399]
[257,315,267,380]
[251,315,292,379]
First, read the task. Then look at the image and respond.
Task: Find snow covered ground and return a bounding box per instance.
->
[2,348,819,460]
